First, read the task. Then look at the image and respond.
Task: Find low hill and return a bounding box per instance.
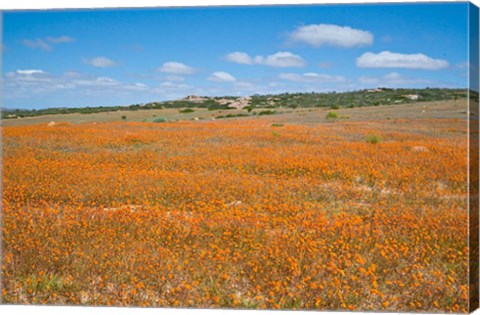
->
[2,88,469,120]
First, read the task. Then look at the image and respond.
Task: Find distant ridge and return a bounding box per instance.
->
[2,88,468,120]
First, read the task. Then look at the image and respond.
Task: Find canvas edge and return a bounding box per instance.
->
[469,1,480,313]
[0,10,5,306]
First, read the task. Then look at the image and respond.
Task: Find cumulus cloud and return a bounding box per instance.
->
[279,72,346,83]
[358,72,432,86]
[225,51,305,68]
[158,62,195,75]
[225,52,253,65]
[84,57,118,68]
[256,52,305,68]
[287,24,373,48]
[16,69,46,75]
[356,51,449,70]
[208,71,237,82]
[46,36,76,43]
[21,39,52,51]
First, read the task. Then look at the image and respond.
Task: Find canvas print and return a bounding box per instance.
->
[1,1,479,313]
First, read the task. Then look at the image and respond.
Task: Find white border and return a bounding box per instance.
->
[1,1,479,315]
[0,0,478,10]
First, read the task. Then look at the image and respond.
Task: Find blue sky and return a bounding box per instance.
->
[1,2,470,109]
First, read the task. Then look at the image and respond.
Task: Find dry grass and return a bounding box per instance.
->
[1,109,469,312]
[2,99,468,127]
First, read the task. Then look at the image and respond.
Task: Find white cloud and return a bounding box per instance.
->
[16,69,46,75]
[158,62,195,75]
[21,36,75,51]
[3,70,150,100]
[84,57,118,68]
[153,82,194,99]
[358,72,432,86]
[287,24,373,48]
[225,52,253,65]
[257,52,305,68]
[208,71,236,82]
[159,82,190,89]
[356,51,449,70]
[122,82,149,91]
[21,39,52,51]
[5,70,53,86]
[225,51,305,68]
[279,72,346,83]
[74,76,119,87]
[46,36,76,43]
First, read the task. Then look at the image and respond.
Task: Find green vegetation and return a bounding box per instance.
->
[153,117,168,123]
[366,134,381,144]
[216,113,250,119]
[179,108,195,113]
[258,110,276,116]
[326,111,340,120]
[271,123,284,127]
[3,88,468,119]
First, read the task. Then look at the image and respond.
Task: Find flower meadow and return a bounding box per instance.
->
[1,116,469,312]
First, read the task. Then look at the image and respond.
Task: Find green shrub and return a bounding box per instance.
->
[179,108,195,113]
[365,134,381,144]
[330,104,340,110]
[245,105,255,113]
[258,110,276,116]
[271,123,284,127]
[153,117,168,123]
[326,111,339,120]
[216,113,249,119]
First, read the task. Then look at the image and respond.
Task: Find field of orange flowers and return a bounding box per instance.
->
[1,115,470,312]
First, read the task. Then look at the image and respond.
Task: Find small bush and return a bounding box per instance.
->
[245,106,255,113]
[271,123,284,127]
[216,113,249,119]
[326,111,339,120]
[153,117,168,123]
[121,115,127,120]
[258,110,276,116]
[330,104,340,110]
[179,108,195,113]
[366,134,381,144]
